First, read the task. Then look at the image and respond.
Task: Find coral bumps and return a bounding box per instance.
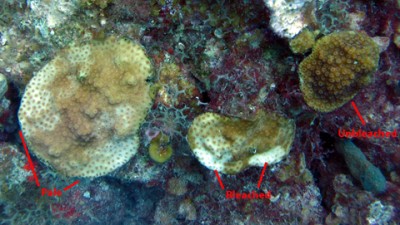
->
[187,111,295,174]
[18,37,153,177]
[299,31,380,112]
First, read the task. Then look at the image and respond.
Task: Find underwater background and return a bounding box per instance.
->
[0,0,399,224]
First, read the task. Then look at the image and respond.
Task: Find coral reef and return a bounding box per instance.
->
[154,62,198,108]
[28,0,79,30]
[324,174,396,224]
[188,111,295,174]
[18,37,153,177]
[315,0,352,34]
[0,144,31,192]
[299,31,380,112]
[0,0,399,224]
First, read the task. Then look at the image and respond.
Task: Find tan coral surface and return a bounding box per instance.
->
[18,37,153,177]
[187,111,295,174]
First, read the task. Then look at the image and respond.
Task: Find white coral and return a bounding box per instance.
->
[264,0,314,38]
[28,0,78,30]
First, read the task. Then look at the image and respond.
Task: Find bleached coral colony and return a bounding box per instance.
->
[0,0,399,224]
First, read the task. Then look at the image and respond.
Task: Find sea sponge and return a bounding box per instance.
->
[299,31,380,112]
[18,37,153,177]
[335,140,386,194]
[148,133,173,163]
[187,111,295,174]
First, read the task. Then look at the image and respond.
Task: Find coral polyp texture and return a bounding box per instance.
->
[187,111,295,174]
[299,31,380,112]
[18,37,153,177]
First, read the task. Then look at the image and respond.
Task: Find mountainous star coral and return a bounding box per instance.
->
[299,31,380,112]
[18,37,153,177]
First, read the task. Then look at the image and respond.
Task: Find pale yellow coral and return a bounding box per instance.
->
[18,37,153,177]
[187,111,295,174]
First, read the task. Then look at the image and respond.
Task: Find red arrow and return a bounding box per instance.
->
[257,162,268,189]
[351,101,366,126]
[214,170,225,190]
[19,130,40,187]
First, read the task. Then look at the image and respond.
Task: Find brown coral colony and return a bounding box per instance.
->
[299,31,380,112]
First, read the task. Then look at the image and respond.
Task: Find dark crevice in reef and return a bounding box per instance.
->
[1,82,21,143]
[310,132,348,210]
